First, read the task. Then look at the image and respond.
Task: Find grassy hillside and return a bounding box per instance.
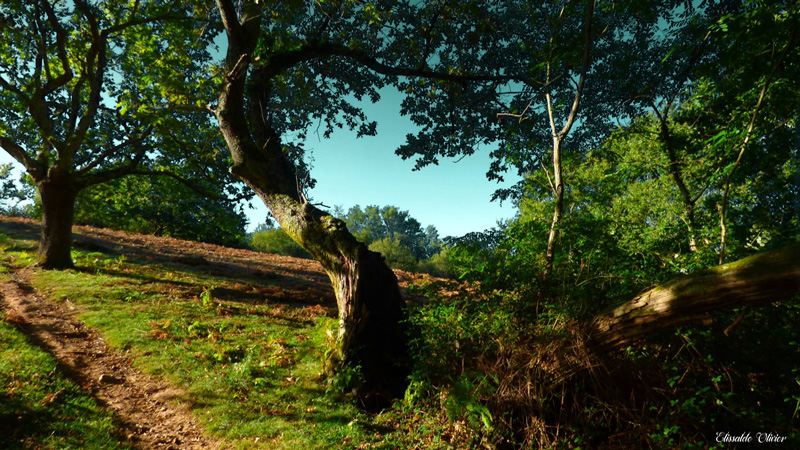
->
[0,217,424,449]
[5,216,796,449]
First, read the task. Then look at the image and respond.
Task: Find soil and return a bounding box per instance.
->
[0,216,428,449]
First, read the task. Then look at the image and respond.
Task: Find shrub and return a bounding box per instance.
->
[368,236,417,271]
[249,228,311,258]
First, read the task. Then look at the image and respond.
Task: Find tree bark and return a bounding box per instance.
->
[213,0,409,401]
[36,175,79,269]
[544,137,564,277]
[588,243,800,352]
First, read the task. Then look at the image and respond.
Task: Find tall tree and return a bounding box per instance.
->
[0,0,243,268]
[208,0,517,397]
[210,0,410,398]
[393,1,678,277]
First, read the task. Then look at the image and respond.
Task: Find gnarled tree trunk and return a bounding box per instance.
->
[589,243,800,352]
[36,174,79,269]
[213,0,409,400]
[233,185,409,399]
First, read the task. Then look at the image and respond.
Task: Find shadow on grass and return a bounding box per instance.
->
[0,216,333,292]
[0,393,56,450]
[0,375,131,450]
[77,261,337,314]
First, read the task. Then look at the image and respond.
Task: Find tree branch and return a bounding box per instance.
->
[559,0,595,139]
[37,0,73,97]
[0,137,44,179]
[84,167,252,203]
[255,41,523,86]
[75,126,154,176]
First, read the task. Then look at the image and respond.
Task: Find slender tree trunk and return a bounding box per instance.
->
[588,243,800,352]
[36,176,78,269]
[541,1,595,278]
[544,137,564,277]
[659,118,699,252]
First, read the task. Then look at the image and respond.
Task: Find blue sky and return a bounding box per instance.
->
[266,88,520,238]
[0,88,520,239]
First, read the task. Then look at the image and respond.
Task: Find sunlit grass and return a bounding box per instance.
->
[0,235,397,449]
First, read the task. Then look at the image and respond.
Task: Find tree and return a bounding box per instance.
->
[0,0,244,268]
[397,1,799,279]
[393,1,691,277]
[694,6,798,264]
[609,1,800,259]
[209,0,412,398]
[207,0,523,398]
[340,204,436,260]
[75,174,249,247]
[249,224,311,259]
[368,236,418,272]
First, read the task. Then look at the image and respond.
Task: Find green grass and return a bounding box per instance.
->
[0,235,401,449]
[0,303,131,449]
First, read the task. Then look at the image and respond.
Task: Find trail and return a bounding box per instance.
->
[0,268,220,450]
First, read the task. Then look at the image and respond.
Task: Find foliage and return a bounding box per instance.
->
[0,164,34,217]
[75,175,248,247]
[416,247,454,279]
[338,204,450,274]
[339,204,441,260]
[367,236,417,272]
[249,224,312,259]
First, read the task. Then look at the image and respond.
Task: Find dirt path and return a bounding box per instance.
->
[0,268,221,450]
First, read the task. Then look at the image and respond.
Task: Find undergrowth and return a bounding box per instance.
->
[388,248,800,449]
[1,224,798,449]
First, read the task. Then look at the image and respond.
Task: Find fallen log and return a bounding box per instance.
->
[589,243,800,351]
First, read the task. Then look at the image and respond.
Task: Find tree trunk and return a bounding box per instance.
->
[212,0,408,401]
[544,137,564,277]
[659,117,700,252]
[229,174,410,401]
[219,134,411,405]
[36,176,79,269]
[588,243,800,352]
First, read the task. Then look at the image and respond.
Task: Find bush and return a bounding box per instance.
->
[416,247,454,278]
[250,228,311,258]
[368,236,417,271]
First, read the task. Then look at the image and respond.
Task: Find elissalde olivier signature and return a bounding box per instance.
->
[716,431,788,444]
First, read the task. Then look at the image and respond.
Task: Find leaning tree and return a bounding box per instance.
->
[210,0,411,398]
[206,0,530,397]
[0,0,246,268]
